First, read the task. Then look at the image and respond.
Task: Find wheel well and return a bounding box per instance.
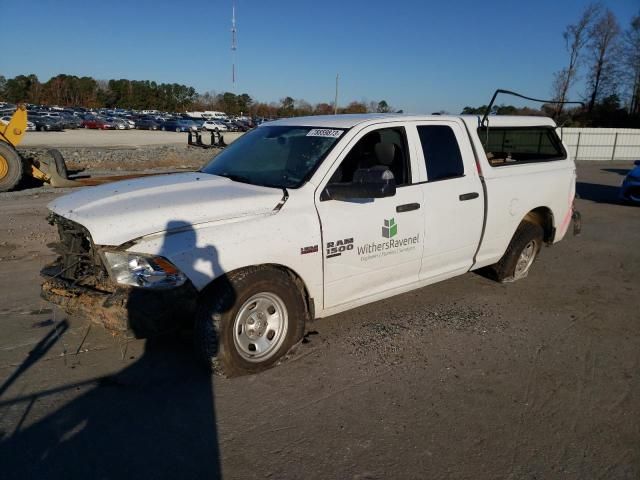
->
[204,264,314,320]
[265,264,315,320]
[523,207,555,243]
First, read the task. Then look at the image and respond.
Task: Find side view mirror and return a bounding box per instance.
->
[634,160,640,166]
[321,167,396,201]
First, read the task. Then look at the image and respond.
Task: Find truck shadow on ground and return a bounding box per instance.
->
[0,221,229,479]
[576,182,622,205]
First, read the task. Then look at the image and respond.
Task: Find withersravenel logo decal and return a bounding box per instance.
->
[382,218,397,238]
[358,218,419,262]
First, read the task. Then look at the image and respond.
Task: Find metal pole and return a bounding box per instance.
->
[576,132,581,161]
[611,132,618,161]
[334,74,339,115]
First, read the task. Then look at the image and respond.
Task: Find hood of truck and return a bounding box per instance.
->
[48,172,285,245]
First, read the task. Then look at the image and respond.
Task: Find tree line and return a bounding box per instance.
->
[0,74,199,112]
[463,6,639,127]
[0,73,396,118]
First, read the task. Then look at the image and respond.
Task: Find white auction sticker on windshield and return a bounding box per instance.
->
[306,129,343,138]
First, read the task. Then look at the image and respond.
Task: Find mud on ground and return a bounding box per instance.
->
[0,162,638,479]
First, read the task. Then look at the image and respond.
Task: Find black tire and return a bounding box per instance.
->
[194,266,307,376]
[0,142,24,193]
[47,149,69,179]
[487,221,544,283]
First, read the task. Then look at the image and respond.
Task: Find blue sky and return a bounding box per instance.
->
[2,0,638,113]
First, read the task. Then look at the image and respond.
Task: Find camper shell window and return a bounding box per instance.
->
[478,126,567,166]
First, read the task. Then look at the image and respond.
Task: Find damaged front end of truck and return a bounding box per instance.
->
[41,213,198,337]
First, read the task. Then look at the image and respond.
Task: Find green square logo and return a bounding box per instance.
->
[382,218,397,238]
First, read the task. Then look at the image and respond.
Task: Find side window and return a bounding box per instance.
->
[417,125,465,181]
[478,127,567,166]
[329,127,411,186]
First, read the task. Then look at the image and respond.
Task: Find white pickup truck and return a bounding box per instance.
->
[42,113,580,376]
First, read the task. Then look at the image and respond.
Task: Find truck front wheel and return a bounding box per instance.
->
[194,266,306,376]
[488,221,544,283]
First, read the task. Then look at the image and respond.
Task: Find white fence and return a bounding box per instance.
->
[558,128,640,161]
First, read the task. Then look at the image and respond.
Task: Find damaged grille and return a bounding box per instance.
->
[46,213,109,286]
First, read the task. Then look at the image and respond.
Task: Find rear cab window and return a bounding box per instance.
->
[478,126,567,167]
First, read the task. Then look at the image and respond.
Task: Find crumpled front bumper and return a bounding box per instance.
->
[41,275,198,337]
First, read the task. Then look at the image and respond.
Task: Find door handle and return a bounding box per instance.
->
[459,192,479,201]
[396,203,420,213]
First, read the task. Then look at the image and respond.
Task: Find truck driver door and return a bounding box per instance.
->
[315,124,425,309]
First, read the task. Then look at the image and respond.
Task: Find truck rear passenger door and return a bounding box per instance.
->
[410,122,484,280]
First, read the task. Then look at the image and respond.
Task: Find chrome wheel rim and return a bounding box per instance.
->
[515,240,537,278]
[233,292,288,362]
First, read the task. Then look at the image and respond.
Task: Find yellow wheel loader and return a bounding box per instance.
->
[0,105,171,192]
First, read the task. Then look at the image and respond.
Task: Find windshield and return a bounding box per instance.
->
[201,125,345,188]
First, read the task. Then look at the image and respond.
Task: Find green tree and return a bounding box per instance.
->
[0,75,7,100]
[5,74,40,103]
[376,100,391,113]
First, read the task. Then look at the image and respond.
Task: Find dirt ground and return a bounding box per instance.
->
[0,162,638,479]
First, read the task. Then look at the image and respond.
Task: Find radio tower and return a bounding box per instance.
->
[231,0,237,92]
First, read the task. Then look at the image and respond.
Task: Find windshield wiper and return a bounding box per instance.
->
[217,173,254,185]
[217,173,282,190]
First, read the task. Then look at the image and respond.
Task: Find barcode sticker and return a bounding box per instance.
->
[306,129,343,138]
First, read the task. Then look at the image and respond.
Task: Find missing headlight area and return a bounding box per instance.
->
[43,213,109,288]
[41,214,197,336]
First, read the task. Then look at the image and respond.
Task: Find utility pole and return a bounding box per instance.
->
[231,0,237,93]
[334,74,339,115]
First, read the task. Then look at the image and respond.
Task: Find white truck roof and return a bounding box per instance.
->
[267,113,557,129]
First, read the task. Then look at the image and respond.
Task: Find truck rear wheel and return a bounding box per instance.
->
[488,221,544,283]
[0,142,24,193]
[194,266,306,376]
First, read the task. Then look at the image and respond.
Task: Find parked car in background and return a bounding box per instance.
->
[82,117,116,130]
[230,120,250,132]
[81,117,100,129]
[59,113,82,129]
[107,117,130,130]
[135,117,162,130]
[1,116,36,131]
[188,118,205,130]
[29,115,64,131]
[161,119,198,132]
[620,160,640,205]
[202,120,229,132]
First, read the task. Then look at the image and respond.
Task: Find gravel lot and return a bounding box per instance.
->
[0,161,638,479]
[16,128,244,172]
[20,128,244,148]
